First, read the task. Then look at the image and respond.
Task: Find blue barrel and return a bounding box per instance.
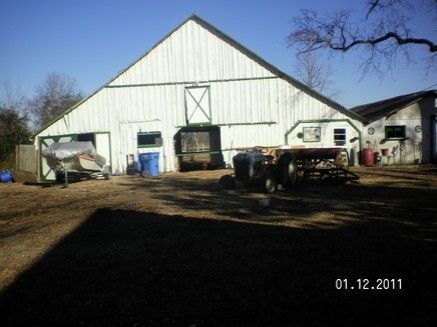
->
[137,152,160,176]
[0,170,13,183]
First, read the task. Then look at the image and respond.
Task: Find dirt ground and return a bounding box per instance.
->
[0,166,436,326]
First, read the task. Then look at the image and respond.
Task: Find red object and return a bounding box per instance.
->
[362,148,374,167]
[381,148,389,156]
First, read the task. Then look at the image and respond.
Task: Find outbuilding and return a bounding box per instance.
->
[351,90,437,164]
[34,15,363,180]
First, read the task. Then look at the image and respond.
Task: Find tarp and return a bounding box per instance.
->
[42,141,97,160]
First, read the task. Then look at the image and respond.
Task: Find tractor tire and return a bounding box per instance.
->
[219,174,235,190]
[279,153,297,189]
[262,172,277,194]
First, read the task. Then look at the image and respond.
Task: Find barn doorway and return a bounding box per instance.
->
[174,126,224,171]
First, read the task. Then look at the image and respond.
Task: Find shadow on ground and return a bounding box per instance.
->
[0,207,436,326]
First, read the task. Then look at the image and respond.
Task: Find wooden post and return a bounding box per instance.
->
[63,163,69,188]
[15,145,19,171]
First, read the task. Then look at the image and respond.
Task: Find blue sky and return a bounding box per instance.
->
[0,0,435,108]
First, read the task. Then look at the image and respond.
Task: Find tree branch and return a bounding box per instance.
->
[329,32,437,52]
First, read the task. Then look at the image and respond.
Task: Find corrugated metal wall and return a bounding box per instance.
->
[35,18,363,174]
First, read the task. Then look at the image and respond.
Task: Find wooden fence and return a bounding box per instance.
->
[15,144,37,174]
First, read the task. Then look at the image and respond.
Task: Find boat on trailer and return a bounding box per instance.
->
[42,141,109,183]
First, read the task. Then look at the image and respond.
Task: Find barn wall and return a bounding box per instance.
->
[108,20,275,86]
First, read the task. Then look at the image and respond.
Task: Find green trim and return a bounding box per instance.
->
[176,150,221,157]
[176,121,276,128]
[285,119,363,150]
[106,76,278,89]
[138,144,163,148]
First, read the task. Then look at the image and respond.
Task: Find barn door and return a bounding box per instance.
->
[95,132,112,172]
[185,86,211,125]
[39,134,77,181]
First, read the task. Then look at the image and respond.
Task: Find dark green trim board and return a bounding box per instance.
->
[175,150,221,157]
[285,119,363,150]
[106,76,278,89]
[176,121,276,128]
[32,14,364,138]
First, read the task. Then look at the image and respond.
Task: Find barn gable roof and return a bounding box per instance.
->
[350,90,437,124]
[33,14,362,137]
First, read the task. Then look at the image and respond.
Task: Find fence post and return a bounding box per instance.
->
[15,145,19,170]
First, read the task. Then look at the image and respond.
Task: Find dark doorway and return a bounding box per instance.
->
[77,133,96,147]
[174,126,224,171]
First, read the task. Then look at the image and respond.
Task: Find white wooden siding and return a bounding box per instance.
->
[35,17,363,175]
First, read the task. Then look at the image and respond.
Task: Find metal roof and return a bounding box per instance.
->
[350,90,437,123]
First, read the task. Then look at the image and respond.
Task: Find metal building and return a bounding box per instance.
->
[34,15,363,180]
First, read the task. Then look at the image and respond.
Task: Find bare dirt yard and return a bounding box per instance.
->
[0,166,436,326]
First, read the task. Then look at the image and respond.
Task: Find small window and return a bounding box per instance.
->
[333,128,346,146]
[385,126,406,139]
[137,132,162,147]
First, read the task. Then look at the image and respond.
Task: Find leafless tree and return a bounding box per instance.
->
[2,80,26,113]
[28,73,83,129]
[287,0,437,76]
[293,52,340,98]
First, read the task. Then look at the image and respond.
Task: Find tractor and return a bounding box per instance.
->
[219,147,297,193]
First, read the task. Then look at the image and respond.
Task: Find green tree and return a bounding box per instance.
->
[0,106,31,162]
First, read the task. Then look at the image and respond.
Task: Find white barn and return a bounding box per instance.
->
[34,15,364,180]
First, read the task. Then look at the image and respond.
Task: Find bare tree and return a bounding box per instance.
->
[293,52,340,98]
[2,80,26,112]
[287,0,437,76]
[28,73,83,129]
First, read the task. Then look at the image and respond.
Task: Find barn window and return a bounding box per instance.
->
[303,127,321,142]
[333,128,346,146]
[181,131,210,153]
[137,132,162,147]
[385,126,406,139]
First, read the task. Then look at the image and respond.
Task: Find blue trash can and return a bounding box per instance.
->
[137,152,160,177]
[0,170,13,183]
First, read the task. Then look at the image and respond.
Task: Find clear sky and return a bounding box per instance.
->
[0,0,436,108]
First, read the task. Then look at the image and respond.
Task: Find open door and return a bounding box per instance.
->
[174,126,223,171]
[95,132,112,173]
